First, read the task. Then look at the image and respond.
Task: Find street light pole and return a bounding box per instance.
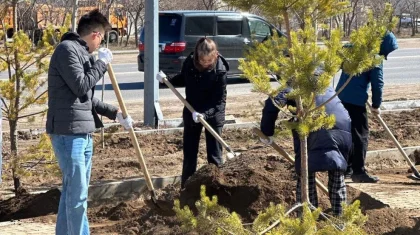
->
[143,0,161,127]
[71,0,78,32]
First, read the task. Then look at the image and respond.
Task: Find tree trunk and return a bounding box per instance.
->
[62,12,68,26]
[347,13,355,37]
[12,0,21,193]
[397,17,401,34]
[334,16,341,31]
[125,21,132,47]
[343,13,347,37]
[9,119,20,194]
[328,17,332,39]
[12,1,17,32]
[134,15,139,47]
[412,16,415,36]
[119,19,123,46]
[299,135,309,203]
[297,97,309,203]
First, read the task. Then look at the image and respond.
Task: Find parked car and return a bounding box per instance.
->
[400,16,412,28]
[137,11,283,77]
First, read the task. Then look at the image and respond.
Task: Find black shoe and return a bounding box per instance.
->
[351,172,379,183]
[345,168,353,179]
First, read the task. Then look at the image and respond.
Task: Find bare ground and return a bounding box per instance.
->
[1,108,419,194]
[3,83,420,133]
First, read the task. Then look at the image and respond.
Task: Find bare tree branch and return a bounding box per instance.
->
[17,110,46,119]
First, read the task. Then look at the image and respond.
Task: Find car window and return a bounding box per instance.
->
[248,18,271,37]
[217,21,242,35]
[185,16,215,36]
[140,14,182,43]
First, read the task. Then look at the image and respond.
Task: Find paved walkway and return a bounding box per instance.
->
[347,170,420,216]
[0,221,55,235]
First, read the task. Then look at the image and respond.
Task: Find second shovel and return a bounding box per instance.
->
[163,77,239,160]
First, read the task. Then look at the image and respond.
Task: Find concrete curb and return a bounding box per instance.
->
[85,146,420,201]
[156,115,237,129]
[381,100,420,110]
[129,122,258,136]
[1,146,419,201]
[365,146,420,164]
[88,175,181,201]
[381,109,414,113]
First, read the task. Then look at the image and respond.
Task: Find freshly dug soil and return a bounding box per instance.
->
[1,151,418,234]
[180,155,296,222]
[1,109,419,192]
[0,110,419,234]
[90,152,419,235]
[0,188,60,222]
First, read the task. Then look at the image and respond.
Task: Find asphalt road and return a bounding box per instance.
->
[1,48,419,102]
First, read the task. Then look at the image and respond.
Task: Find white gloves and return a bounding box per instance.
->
[192,111,204,123]
[156,70,166,83]
[98,48,113,65]
[116,112,133,130]
[260,136,273,145]
[371,107,381,115]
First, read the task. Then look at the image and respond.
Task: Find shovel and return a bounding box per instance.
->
[163,77,239,160]
[367,102,420,180]
[107,63,164,208]
[253,127,329,195]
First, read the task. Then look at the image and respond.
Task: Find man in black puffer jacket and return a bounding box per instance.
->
[260,78,352,216]
[47,10,132,235]
[157,38,229,188]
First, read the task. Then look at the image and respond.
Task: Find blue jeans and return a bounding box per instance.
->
[50,134,93,235]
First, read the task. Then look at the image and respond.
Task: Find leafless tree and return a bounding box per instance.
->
[120,0,145,47]
[331,0,363,37]
[364,0,408,33]
[202,0,220,10]
[405,0,419,35]
[159,0,205,10]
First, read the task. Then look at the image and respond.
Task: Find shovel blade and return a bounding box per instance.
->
[408,166,420,181]
[227,152,241,160]
[408,174,420,181]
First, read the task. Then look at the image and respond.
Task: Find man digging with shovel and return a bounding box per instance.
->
[259,69,352,216]
[47,10,133,235]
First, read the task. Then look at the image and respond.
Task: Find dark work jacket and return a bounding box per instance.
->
[46,32,118,134]
[261,86,352,173]
[169,52,229,127]
[336,31,398,108]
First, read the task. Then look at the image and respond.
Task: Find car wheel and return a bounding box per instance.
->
[108,31,119,43]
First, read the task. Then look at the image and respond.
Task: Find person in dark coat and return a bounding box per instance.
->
[156,38,229,188]
[47,10,133,235]
[336,31,398,183]
[260,78,352,216]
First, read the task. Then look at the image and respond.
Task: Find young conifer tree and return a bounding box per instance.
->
[222,0,396,204]
[173,2,395,233]
[0,3,70,193]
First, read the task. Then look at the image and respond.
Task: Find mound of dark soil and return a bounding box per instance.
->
[94,151,419,235]
[0,188,60,222]
[96,202,137,221]
[180,154,296,222]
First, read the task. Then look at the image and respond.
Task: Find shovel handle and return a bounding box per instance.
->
[108,64,129,118]
[163,77,236,156]
[252,127,329,195]
[367,102,419,175]
[107,63,155,191]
